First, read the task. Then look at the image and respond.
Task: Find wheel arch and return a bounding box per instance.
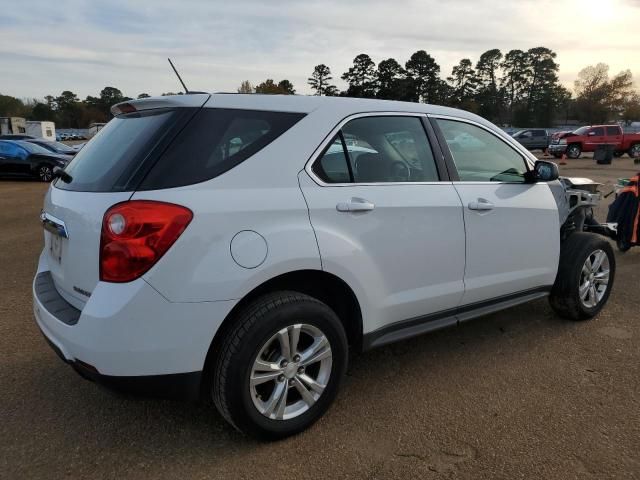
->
[200,269,363,396]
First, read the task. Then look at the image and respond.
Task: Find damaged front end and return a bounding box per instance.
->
[551,177,618,242]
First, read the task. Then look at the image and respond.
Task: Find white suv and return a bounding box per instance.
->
[33,93,615,439]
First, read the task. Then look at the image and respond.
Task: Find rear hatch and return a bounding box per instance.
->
[42,94,209,309]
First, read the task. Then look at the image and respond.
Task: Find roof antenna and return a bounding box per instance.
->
[168,58,189,94]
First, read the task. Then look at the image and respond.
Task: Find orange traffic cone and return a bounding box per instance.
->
[559,153,567,166]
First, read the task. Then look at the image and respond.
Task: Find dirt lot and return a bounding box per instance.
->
[1,157,639,479]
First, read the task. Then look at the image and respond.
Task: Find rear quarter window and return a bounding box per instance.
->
[139,109,305,190]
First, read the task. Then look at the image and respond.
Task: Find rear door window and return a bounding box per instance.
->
[140,109,305,189]
[606,126,620,136]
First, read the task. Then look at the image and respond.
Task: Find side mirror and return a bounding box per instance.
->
[530,160,559,182]
[588,131,596,136]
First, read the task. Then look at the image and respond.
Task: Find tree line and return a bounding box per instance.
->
[1,47,638,128]
[296,49,638,126]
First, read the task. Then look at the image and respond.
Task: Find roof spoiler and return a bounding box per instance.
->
[111,93,211,116]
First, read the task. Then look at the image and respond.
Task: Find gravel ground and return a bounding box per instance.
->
[1,157,639,479]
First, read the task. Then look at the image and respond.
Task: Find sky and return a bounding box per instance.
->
[1,0,639,100]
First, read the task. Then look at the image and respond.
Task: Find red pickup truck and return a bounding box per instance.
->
[548,125,640,159]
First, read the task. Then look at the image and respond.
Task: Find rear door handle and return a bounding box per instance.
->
[468,198,495,211]
[336,198,375,212]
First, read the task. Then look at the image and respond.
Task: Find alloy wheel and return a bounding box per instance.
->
[249,324,332,421]
[39,166,53,182]
[579,249,610,309]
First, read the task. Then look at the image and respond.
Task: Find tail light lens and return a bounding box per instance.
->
[100,201,193,283]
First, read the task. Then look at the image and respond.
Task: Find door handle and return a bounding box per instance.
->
[468,198,495,211]
[336,198,375,212]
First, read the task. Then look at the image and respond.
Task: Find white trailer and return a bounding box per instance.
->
[25,121,56,140]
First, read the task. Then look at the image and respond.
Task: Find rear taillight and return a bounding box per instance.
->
[100,201,193,283]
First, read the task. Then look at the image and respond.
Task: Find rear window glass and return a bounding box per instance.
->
[606,126,620,135]
[56,109,187,192]
[139,108,305,190]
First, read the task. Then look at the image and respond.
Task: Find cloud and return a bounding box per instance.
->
[0,0,638,99]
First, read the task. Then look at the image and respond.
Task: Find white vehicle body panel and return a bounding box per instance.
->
[298,173,466,334]
[453,182,560,305]
[43,187,132,310]
[34,252,234,376]
[134,183,321,303]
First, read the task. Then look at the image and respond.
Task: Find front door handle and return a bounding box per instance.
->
[336,198,375,212]
[468,198,495,211]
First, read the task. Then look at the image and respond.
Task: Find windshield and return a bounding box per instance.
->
[572,126,590,135]
[15,141,54,155]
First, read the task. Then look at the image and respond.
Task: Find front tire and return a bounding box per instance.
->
[549,233,615,321]
[212,291,348,439]
[566,144,582,159]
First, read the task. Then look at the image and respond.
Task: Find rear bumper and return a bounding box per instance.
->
[33,250,236,391]
[39,329,202,399]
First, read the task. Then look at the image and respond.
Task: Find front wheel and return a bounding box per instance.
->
[549,233,615,320]
[566,144,582,159]
[212,292,348,439]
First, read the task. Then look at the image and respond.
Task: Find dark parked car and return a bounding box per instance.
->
[512,129,550,151]
[0,134,36,140]
[0,140,72,182]
[24,139,78,156]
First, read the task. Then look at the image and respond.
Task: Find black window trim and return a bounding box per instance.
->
[305,111,450,187]
[428,114,535,185]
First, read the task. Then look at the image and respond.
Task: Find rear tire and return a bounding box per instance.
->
[37,165,53,182]
[211,291,348,440]
[549,233,615,321]
[629,144,640,159]
[566,144,582,159]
